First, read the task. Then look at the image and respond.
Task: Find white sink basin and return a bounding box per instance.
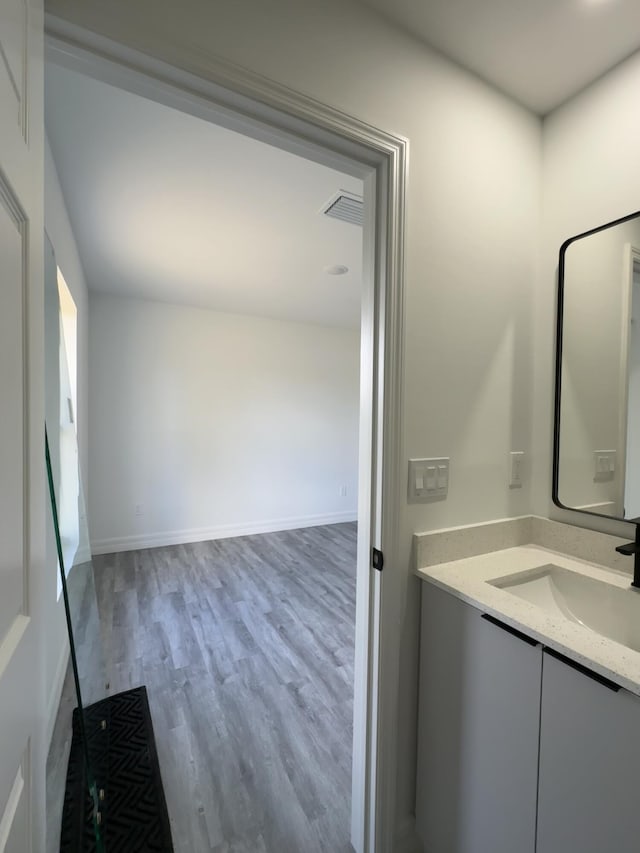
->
[489,564,640,653]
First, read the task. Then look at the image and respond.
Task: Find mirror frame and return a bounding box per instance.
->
[553,208,640,522]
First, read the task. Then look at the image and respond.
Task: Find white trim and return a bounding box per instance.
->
[0,616,29,680]
[44,19,407,852]
[44,17,387,179]
[90,512,358,555]
[352,168,377,851]
[44,640,69,751]
[373,78,407,853]
[0,765,25,853]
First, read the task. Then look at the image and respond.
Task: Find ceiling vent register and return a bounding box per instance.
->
[322,190,364,226]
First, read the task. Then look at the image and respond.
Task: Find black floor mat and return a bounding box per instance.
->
[60,686,174,852]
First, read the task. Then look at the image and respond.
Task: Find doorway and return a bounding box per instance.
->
[45,20,407,853]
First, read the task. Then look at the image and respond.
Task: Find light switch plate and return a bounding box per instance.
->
[408,458,449,501]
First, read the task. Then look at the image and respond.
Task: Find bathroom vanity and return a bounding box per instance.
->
[413,207,640,853]
[415,546,640,853]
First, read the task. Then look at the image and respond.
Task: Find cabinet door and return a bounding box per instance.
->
[537,650,640,853]
[416,584,542,853]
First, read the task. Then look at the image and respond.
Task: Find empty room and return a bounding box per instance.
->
[44,57,371,852]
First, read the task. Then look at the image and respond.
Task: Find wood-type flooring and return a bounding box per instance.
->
[93,522,357,852]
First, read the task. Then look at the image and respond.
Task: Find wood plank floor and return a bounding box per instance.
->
[92,522,357,852]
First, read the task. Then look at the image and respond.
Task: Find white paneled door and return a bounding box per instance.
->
[0,1,45,852]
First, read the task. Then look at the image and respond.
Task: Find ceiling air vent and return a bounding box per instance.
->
[322,190,364,227]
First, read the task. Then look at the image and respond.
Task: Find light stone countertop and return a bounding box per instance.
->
[415,544,640,696]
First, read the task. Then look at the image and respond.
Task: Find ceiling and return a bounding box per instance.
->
[45,3,640,326]
[357,0,640,114]
[45,64,363,330]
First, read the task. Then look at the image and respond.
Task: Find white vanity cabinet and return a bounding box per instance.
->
[536,649,640,853]
[415,583,542,853]
[416,580,640,853]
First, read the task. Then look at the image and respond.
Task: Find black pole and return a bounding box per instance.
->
[633,525,640,590]
[615,522,640,590]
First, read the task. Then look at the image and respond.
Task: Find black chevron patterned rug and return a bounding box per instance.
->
[60,686,174,852]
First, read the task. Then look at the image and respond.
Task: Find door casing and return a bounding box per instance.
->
[44,19,408,851]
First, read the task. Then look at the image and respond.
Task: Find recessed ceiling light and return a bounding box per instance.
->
[325,264,349,276]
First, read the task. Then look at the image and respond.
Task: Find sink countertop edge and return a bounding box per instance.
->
[415,545,640,697]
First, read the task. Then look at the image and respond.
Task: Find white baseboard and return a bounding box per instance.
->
[91,510,358,555]
[45,641,70,753]
[395,815,422,853]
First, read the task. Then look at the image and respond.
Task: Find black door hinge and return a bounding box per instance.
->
[372,547,384,572]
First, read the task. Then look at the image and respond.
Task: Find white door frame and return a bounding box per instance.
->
[44,18,408,851]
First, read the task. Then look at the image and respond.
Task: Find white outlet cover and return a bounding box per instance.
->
[593,449,616,480]
[509,451,525,488]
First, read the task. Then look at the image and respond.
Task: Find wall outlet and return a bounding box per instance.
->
[339,484,348,497]
[509,451,525,488]
[593,449,616,481]
[135,503,143,516]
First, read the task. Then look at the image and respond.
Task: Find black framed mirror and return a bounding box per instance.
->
[553,209,640,524]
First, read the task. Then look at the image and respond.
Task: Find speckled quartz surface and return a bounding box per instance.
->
[416,545,640,697]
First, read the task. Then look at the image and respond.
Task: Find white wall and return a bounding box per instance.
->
[88,293,360,553]
[43,135,92,745]
[534,49,640,539]
[47,0,542,838]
